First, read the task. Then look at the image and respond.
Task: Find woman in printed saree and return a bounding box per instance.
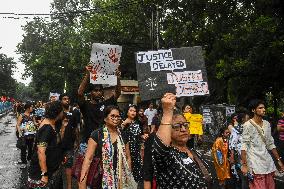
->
[79,105,137,189]
[212,127,231,188]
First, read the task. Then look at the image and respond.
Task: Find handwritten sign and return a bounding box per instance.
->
[137,50,174,63]
[89,43,122,85]
[175,82,209,97]
[167,70,203,84]
[201,105,235,142]
[49,92,60,101]
[135,46,209,101]
[137,49,186,71]
[226,106,236,116]
[150,60,186,71]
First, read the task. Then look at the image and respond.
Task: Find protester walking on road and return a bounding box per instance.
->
[28,101,64,189]
[77,65,121,142]
[78,105,136,189]
[153,93,211,188]
[34,101,45,126]
[241,99,284,189]
[228,113,239,133]
[183,104,204,148]
[121,104,147,188]
[59,94,79,189]
[137,108,148,134]
[16,102,37,165]
[144,102,157,133]
[183,104,195,148]
[229,112,250,189]
[72,102,82,132]
[212,127,231,188]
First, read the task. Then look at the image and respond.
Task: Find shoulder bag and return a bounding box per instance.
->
[72,133,103,188]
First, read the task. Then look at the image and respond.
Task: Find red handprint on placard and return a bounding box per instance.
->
[108,48,120,64]
[91,69,98,81]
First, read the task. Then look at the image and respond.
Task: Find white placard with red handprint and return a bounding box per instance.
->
[89,43,122,85]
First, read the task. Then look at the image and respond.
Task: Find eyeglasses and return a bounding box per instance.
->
[171,122,189,131]
[110,114,121,120]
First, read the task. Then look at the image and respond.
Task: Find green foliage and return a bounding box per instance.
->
[0,52,17,97]
[16,0,284,108]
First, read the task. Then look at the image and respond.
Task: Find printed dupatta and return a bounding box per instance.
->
[102,126,137,189]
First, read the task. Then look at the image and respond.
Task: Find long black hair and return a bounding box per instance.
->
[125,104,138,119]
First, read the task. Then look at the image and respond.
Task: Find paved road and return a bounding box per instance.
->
[0,113,80,189]
[0,113,26,189]
[1,113,283,188]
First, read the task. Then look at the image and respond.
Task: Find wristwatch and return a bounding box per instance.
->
[41,172,48,176]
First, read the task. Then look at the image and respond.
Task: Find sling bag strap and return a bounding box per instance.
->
[249,119,269,149]
[191,150,212,186]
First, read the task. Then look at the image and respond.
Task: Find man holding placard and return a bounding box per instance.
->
[78,43,122,142]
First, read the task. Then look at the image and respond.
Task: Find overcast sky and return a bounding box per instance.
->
[0,0,52,85]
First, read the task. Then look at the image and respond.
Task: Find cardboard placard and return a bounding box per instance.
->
[135,46,209,101]
[89,43,122,86]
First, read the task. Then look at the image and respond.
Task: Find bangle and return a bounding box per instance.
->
[277,157,282,161]
[160,123,172,125]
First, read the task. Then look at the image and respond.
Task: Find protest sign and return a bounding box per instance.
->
[201,104,235,142]
[135,46,209,101]
[49,92,60,101]
[89,43,122,86]
[226,106,236,117]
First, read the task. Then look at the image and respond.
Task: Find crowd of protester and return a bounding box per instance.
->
[11,66,284,189]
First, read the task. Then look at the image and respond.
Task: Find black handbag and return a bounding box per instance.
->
[16,136,26,149]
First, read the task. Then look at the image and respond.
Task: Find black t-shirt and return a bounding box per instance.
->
[29,124,63,180]
[79,96,116,142]
[61,110,77,151]
[73,108,81,125]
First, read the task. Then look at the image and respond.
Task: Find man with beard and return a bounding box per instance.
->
[58,93,79,189]
[78,65,121,142]
[241,99,284,189]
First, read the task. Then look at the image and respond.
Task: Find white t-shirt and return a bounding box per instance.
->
[144,108,157,125]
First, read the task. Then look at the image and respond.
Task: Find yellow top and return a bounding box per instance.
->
[183,112,203,135]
